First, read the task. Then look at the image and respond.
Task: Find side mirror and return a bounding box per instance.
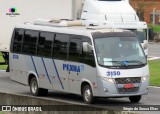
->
[143,40,148,50]
[148,27,155,40]
[83,42,93,52]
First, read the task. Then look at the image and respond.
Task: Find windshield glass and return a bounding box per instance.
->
[94,37,147,67]
[129,29,147,43]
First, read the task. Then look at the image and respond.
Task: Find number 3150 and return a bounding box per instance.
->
[106,71,121,76]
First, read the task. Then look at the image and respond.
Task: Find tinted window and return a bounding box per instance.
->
[13,29,24,53]
[53,34,69,60]
[37,32,54,57]
[79,37,96,67]
[22,30,39,55]
[69,36,81,62]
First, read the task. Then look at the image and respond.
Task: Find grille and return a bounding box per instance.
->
[115,77,141,84]
[118,87,139,94]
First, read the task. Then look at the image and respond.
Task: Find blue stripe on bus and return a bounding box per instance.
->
[41,58,52,84]
[31,56,39,77]
[52,59,64,89]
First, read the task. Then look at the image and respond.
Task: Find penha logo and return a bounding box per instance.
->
[63,64,85,73]
[6,7,20,17]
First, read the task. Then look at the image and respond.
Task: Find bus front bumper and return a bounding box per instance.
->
[95,78,149,97]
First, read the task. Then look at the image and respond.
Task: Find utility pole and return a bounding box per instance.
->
[153,8,156,25]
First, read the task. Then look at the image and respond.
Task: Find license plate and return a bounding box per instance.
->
[124,84,134,89]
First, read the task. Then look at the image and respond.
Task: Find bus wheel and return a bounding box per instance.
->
[129,95,141,103]
[30,77,48,96]
[82,85,94,104]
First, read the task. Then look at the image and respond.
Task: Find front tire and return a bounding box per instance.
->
[129,95,141,103]
[30,77,48,96]
[82,85,94,104]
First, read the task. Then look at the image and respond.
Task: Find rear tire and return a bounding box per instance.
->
[129,95,141,103]
[82,85,94,104]
[30,77,48,96]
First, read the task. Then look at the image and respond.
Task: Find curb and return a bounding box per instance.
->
[149,86,160,89]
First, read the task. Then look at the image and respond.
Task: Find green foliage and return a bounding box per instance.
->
[148,24,160,32]
[149,60,160,86]
[153,26,160,33]
[0,53,7,70]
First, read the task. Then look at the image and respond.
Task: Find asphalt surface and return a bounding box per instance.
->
[0,71,160,113]
[148,43,160,57]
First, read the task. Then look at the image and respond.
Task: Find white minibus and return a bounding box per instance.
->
[10,21,149,104]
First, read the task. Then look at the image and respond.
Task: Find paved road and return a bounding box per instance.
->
[148,43,160,57]
[0,71,160,114]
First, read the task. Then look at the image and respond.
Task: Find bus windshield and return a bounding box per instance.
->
[129,29,147,43]
[94,37,147,67]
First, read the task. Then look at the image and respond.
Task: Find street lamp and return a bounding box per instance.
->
[153,8,156,25]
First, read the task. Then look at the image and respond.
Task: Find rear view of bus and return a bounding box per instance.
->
[92,30,149,103]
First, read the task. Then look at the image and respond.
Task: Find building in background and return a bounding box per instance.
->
[130,0,160,25]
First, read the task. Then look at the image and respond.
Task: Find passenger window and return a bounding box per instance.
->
[69,36,81,62]
[79,37,96,67]
[37,32,54,57]
[13,29,24,53]
[22,30,39,55]
[53,34,69,60]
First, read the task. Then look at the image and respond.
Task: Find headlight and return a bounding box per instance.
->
[103,77,114,83]
[142,75,149,82]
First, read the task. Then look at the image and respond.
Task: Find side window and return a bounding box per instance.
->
[79,37,96,67]
[53,34,69,60]
[22,30,39,55]
[37,32,54,57]
[12,29,24,53]
[69,36,81,62]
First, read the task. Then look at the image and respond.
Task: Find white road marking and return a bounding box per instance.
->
[148,56,160,60]
[149,86,160,89]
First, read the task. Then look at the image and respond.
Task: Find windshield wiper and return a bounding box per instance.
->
[102,61,129,66]
[102,60,146,66]
[129,61,146,65]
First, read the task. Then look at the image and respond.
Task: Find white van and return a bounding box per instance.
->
[10,20,149,104]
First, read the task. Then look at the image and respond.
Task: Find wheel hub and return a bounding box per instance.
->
[85,89,91,101]
[31,81,37,94]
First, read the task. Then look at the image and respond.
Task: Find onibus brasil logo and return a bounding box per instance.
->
[6,7,20,17]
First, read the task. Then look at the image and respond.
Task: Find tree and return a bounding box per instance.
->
[135,0,146,21]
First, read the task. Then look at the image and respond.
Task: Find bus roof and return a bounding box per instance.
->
[15,23,133,37]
